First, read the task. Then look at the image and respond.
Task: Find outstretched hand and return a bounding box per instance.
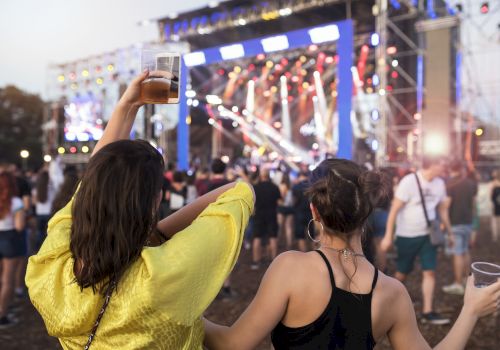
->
[119,70,149,107]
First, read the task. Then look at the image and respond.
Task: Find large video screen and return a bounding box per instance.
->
[64,95,104,142]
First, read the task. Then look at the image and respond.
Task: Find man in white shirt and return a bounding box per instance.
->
[381,157,453,325]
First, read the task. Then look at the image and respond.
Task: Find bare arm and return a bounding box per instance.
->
[380,198,404,251]
[157,182,255,239]
[389,277,500,350]
[204,252,295,350]
[91,71,148,157]
[14,210,25,232]
[438,199,453,236]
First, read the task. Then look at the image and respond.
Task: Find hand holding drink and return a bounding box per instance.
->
[140,50,180,104]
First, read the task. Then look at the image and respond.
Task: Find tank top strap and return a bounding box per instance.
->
[370,267,379,294]
[314,250,336,289]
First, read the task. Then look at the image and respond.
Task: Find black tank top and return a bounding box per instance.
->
[271,250,378,350]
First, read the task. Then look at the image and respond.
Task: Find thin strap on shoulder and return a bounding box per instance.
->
[314,250,336,288]
[370,267,379,293]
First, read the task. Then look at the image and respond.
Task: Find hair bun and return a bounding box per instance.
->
[358,170,390,208]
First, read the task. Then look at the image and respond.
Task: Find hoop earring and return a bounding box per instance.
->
[306,219,321,243]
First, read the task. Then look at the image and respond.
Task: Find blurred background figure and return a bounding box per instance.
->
[208,158,229,193]
[51,165,79,215]
[292,170,312,252]
[167,171,187,215]
[0,172,26,328]
[194,167,210,197]
[31,166,55,253]
[277,171,294,250]
[251,168,281,269]
[442,160,478,295]
[490,170,500,243]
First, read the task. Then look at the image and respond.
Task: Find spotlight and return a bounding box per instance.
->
[480,2,489,14]
[370,33,380,46]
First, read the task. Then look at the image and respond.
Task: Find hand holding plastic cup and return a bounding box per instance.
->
[140,50,180,104]
[471,262,500,288]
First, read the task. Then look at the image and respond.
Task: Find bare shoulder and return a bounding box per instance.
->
[374,271,409,302]
[268,250,319,273]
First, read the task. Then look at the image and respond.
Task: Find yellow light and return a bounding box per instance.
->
[20,150,29,159]
[301,69,307,76]
[266,61,274,68]
[396,146,404,153]
[302,82,310,89]
[258,146,266,155]
[82,69,89,77]
[71,83,78,90]
[57,147,65,154]
[228,72,236,79]
[366,87,373,94]
[43,155,52,162]
[270,86,278,93]
[475,128,484,136]
[331,90,338,97]
[81,146,89,153]
[234,66,242,73]
[57,75,65,82]
[299,56,307,63]
[107,64,114,72]
[96,78,104,85]
[186,116,192,125]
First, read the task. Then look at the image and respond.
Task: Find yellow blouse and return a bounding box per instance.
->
[26,182,253,349]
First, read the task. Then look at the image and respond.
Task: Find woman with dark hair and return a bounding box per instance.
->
[32,167,55,252]
[204,158,500,350]
[50,165,79,215]
[0,172,26,327]
[26,71,254,349]
[277,172,294,250]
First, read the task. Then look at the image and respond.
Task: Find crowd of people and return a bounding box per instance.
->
[1,72,499,349]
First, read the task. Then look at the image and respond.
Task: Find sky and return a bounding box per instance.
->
[0,0,208,98]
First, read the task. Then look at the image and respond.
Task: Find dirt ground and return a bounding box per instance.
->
[1,218,498,349]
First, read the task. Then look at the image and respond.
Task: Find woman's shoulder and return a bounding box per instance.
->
[373,271,408,301]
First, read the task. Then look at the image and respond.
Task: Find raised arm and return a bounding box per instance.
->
[157,181,254,239]
[91,70,148,157]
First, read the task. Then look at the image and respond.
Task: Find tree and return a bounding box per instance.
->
[0,85,45,169]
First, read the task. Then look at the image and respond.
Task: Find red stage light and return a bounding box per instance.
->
[252,76,258,81]
[318,52,326,59]
[249,64,255,71]
[386,85,393,91]
[69,146,77,154]
[275,64,283,71]
[367,78,373,84]
[281,58,288,65]
[288,96,293,102]
[217,68,225,75]
[285,72,292,78]
[334,55,339,63]
[288,85,292,91]
[325,56,334,64]
[257,53,265,60]
[361,45,369,53]
[391,71,399,79]
[291,76,299,82]
[387,46,397,55]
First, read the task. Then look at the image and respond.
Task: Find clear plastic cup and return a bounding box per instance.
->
[140,50,180,104]
[471,262,500,288]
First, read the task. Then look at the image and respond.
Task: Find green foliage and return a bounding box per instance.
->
[0,85,45,169]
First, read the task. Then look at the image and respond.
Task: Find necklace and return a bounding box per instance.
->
[321,246,365,260]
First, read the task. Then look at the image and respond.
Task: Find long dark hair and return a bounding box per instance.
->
[36,170,49,203]
[70,140,164,295]
[307,159,390,288]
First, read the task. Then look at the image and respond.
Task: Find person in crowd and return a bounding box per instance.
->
[277,172,294,250]
[31,166,56,253]
[166,171,187,215]
[208,158,230,193]
[292,170,312,252]
[6,163,31,299]
[251,169,281,270]
[381,157,453,325]
[365,169,393,271]
[0,172,26,327]
[26,71,254,348]
[51,165,79,215]
[194,167,210,197]
[490,169,500,242]
[442,160,478,295]
[203,158,500,350]
[186,173,198,204]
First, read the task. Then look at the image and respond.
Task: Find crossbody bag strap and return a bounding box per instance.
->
[414,173,431,228]
[84,280,116,350]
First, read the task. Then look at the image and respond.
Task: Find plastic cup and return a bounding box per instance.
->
[140,50,180,104]
[471,262,500,288]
